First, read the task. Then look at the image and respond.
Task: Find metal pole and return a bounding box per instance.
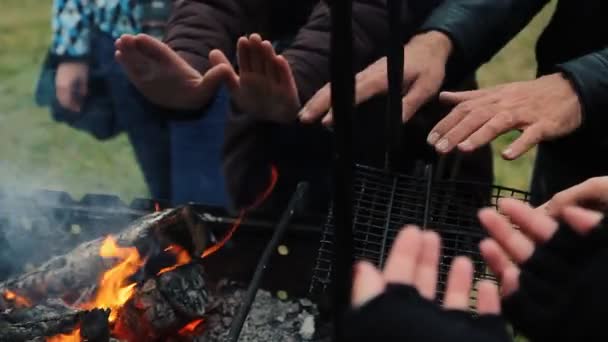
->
[329,0,354,341]
[385,0,404,172]
[227,183,309,342]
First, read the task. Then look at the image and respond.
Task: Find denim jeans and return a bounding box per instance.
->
[169,87,230,206]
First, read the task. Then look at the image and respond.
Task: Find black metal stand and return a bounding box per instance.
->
[329,0,355,341]
[385,0,405,172]
[227,182,309,342]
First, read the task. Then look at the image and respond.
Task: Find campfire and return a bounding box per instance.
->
[0,167,328,342]
[1,207,212,342]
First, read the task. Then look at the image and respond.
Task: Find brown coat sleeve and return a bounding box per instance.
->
[163,0,267,74]
[282,0,394,103]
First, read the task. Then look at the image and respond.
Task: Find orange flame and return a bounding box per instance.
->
[157,244,193,275]
[202,165,278,258]
[178,318,205,336]
[3,290,31,308]
[46,328,80,342]
[81,236,144,323]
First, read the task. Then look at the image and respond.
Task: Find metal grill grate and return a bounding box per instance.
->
[310,164,530,301]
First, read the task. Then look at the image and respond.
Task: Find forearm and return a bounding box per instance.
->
[163,0,260,74]
[51,0,92,60]
[557,47,608,140]
[419,0,549,82]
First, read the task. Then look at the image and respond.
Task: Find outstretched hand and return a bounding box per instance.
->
[115,34,232,110]
[478,198,602,296]
[299,31,452,126]
[538,177,608,217]
[427,73,582,159]
[353,226,500,314]
[210,34,300,123]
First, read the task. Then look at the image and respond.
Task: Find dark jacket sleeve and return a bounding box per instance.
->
[418,0,549,83]
[556,48,608,141]
[282,0,394,103]
[163,0,265,74]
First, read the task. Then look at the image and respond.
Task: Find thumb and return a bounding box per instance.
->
[401,78,437,122]
[352,261,385,308]
[209,49,238,91]
[501,125,543,160]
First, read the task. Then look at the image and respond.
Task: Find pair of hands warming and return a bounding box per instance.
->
[114,33,299,122]
[349,197,605,341]
[302,31,583,160]
[113,30,583,160]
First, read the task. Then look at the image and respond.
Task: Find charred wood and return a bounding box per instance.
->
[0,299,109,342]
[115,263,208,342]
[0,207,209,306]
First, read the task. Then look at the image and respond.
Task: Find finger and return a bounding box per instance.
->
[500,265,520,297]
[322,109,333,126]
[561,206,604,235]
[134,33,177,65]
[275,55,299,101]
[115,34,135,52]
[478,208,535,264]
[200,63,234,98]
[443,256,473,310]
[426,101,476,148]
[401,78,436,122]
[115,33,137,52]
[502,125,543,160]
[261,41,278,81]
[383,226,423,285]
[479,238,515,279]
[458,113,515,152]
[413,231,441,300]
[236,36,252,73]
[545,178,605,217]
[439,109,493,153]
[299,83,331,123]
[209,49,239,90]
[476,280,501,314]
[56,86,75,112]
[439,90,489,104]
[352,261,386,308]
[498,198,559,243]
[248,34,265,73]
[353,61,388,106]
[115,44,151,80]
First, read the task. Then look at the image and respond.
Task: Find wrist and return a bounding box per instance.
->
[409,31,453,60]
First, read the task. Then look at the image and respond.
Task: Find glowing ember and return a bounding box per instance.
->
[157,244,193,275]
[81,236,144,322]
[178,318,205,336]
[154,202,161,212]
[46,327,80,342]
[3,290,31,308]
[202,165,279,258]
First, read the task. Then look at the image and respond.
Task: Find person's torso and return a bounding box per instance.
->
[536,0,608,75]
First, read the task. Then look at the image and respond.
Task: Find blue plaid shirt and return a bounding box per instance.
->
[51,0,142,59]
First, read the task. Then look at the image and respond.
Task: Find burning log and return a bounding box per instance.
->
[0,207,209,306]
[114,263,208,342]
[0,299,110,342]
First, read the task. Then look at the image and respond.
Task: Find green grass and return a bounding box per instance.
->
[0,0,148,201]
[0,0,555,200]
